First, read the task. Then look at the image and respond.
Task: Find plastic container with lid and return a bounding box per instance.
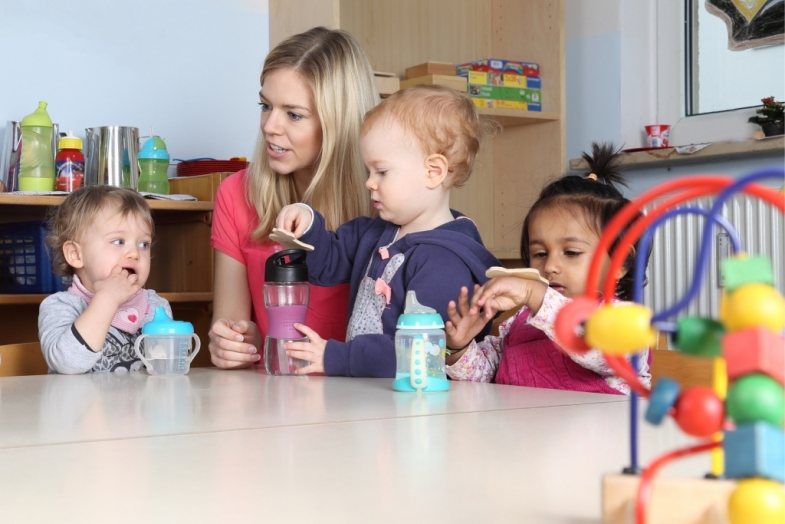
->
[55,131,85,192]
[133,307,201,375]
[393,290,449,392]
[18,101,55,191]
[263,249,311,375]
[137,136,170,194]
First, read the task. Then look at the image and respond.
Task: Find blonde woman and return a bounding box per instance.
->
[209,27,379,368]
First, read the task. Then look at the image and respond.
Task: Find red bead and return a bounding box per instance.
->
[673,387,725,437]
[553,296,599,355]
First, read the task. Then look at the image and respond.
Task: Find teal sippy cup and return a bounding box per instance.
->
[134,307,201,375]
[137,136,170,194]
[393,291,449,392]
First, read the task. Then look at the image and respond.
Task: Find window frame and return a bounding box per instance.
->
[620,0,762,147]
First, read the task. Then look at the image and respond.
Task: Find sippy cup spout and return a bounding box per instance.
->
[152,307,170,323]
[403,290,438,315]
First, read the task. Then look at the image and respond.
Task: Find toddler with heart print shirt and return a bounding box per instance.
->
[39,186,172,374]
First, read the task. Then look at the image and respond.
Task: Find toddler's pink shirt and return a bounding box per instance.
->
[211,170,350,342]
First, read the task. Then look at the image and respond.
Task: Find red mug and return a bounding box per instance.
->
[645,125,670,148]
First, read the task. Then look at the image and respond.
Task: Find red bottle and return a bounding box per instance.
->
[55,132,85,192]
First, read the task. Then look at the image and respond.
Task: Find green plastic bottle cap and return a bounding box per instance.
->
[20,101,53,128]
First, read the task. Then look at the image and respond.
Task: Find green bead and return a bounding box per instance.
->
[671,317,725,357]
[722,256,775,292]
[727,373,785,427]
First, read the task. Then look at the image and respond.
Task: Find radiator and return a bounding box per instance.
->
[643,195,785,320]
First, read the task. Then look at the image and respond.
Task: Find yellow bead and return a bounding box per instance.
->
[713,357,728,401]
[728,478,785,524]
[724,283,785,333]
[719,289,730,326]
[584,303,655,355]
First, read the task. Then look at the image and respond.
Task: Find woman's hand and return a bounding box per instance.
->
[208,318,262,369]
[275,204,313,237]
[285,323,326,375]
[445,285,486,353]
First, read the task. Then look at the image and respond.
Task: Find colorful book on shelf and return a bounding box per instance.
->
[459,70,541,89]
[457,58,539,77]
[469,84,541,104]
[471,98,542,112]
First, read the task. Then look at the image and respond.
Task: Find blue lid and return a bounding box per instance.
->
[138,136,170,160]
[396,290,444,329]
[141,307,194,335]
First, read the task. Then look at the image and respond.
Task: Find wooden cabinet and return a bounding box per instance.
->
[0,175,226,368]
[270,0,566,260]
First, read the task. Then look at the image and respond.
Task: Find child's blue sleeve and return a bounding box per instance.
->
[323,335,396,377]
[299,211,373,286]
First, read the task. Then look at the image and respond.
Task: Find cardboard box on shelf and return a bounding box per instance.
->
[405,61,456,79]
[459,71,541,89]
[471,98,542,112]
[400,74,467,92]
[469,84,541,104]
[457,58,539,77]
[374,72,400,97]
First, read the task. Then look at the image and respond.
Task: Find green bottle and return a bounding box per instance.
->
[18,101,55,191]
[137,136,170,194]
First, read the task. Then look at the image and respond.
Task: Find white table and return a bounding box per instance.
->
[0,368,706,523]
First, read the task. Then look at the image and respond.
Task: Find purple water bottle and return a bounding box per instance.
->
[263,249,310,375]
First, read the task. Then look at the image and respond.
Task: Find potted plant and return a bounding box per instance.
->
[748,97,784,137]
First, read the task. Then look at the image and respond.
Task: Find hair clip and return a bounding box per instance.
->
[587,173,598,181]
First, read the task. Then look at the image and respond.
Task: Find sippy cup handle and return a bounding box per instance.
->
[186,334,201,363]
[409,336,428,391]
[134,334,151,369]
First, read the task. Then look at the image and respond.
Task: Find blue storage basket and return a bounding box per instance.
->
[0,220,71,294]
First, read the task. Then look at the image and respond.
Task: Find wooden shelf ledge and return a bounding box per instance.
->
[569,137,784,171]
[478,108,560,128]
[0,292,213,306]
[0,194,213,212]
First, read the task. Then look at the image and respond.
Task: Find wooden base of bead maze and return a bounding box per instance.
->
[602,474,738,524]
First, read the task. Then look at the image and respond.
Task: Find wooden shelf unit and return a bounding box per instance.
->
[271,0,566,260]
[0,179,221,368]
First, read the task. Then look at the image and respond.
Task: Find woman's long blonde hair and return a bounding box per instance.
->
[247,26,379,241]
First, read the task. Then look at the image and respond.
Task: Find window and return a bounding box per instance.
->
[685,0,785,116]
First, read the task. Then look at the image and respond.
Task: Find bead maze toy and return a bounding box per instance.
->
[552,168,785,524]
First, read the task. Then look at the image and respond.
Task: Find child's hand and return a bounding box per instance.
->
[445,285,486,351]
[285,323,326,375]
[275,204,313,238]
[93,265,141,307]
[474,276,548,316]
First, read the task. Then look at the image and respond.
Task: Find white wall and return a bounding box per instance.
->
[0,0,270,162]
[565,0,623,161]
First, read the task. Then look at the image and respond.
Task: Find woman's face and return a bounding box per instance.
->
[259,68,323,183]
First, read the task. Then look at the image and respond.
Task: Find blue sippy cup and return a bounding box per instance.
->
[393,291,449,392]
[134,307,201,375]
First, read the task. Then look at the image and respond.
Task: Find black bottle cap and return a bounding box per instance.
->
[264,249,308,283]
